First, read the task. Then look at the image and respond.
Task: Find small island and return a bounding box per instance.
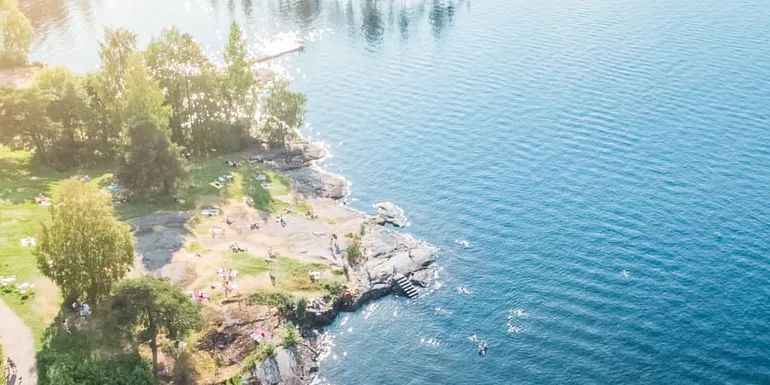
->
[0,3,436,384]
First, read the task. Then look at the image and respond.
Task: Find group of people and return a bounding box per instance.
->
[71,301,91,318]
[218,267,239,298]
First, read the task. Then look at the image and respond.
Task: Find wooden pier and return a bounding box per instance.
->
[395,274,419,298]
[254,42,305,63]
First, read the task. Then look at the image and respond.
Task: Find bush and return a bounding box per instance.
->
[321,281,346,301]
[172,351,216,385]
[248,292,293,308]
[242,342,277,372]
[37,352,157,385]
[281,322,302,347]
[248,292,306,321]
[346,239,363,263]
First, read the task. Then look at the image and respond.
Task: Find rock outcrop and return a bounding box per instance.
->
[243,347,307,385]
[373,201,408,227]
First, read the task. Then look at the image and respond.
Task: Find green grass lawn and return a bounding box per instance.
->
[0,148,297,344]
[228,251,339,293]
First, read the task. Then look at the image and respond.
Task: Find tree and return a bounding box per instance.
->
[220,21,257,134]
[35,180,134,302]
[122,54,173,130]
[82,71,120,157]
[145,26,218,147]
[34,66,92,167]
[110,277,205,377]
[116,114,186,199]
[281,322,302,347]
[94,27,138,149]
[0,0,33,67]
[261,82,306,148]
[98,27,137,101]
[0,87,59,164]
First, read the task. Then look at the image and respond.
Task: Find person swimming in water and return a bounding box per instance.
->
[478,341,488,356]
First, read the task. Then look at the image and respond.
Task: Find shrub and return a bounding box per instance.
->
[281,322,303,347]
[321,281,346,301]
[172,351,216,385]
[346,239,363,263]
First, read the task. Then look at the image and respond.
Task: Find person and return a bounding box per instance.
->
[225,216,234,225]
[478,341,488,356]
[71,301,80,313]
[7,357,17,376]
[80,303,91,318]
[280,217,286,228]
[62,317,71,334]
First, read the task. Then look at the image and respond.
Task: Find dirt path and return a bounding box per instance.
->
[0,299,37,385]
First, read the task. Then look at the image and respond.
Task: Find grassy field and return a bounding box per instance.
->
[0,148,298,344]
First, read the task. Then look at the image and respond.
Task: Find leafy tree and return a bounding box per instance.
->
[122,54,173,130]
[0,0,33,67]
[34,67,92,167]
[145,26,218,147]
[0,87,58,164]
[261,82,306,148]
[35,179,134,302]
[116,114,186,199]
[110,277,205,377]
[94,27,138,148]
[281,322,302,346]
[221,21,255,122]
[98,27,137,101]
[82,71,120,157]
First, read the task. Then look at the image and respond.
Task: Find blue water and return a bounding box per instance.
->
[29,0,770,383]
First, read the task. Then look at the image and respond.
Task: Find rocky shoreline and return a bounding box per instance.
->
[241,141,438,385]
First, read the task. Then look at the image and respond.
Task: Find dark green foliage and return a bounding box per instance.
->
[36,311,158,385]
[117,115,187,199]
[321,281,346,301]
[37,352,157,385]
[35,180,135,302]
[248,292,307,321]
[281,322,302,346]
[262,82,307,148]
[346,239,363,263]
[0,87,58,164]
[110,277,205,377]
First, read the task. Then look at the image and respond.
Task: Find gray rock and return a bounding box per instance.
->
[283,165,348,199]
[350,226,437,300]
[373,201,408,227]
[243,347,303,385]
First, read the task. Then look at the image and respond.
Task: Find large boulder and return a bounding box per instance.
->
[373,202,408,227]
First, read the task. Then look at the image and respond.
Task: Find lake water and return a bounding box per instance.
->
[25,0,770,383]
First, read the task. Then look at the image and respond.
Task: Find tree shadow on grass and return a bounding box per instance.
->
[36,305,156,385]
